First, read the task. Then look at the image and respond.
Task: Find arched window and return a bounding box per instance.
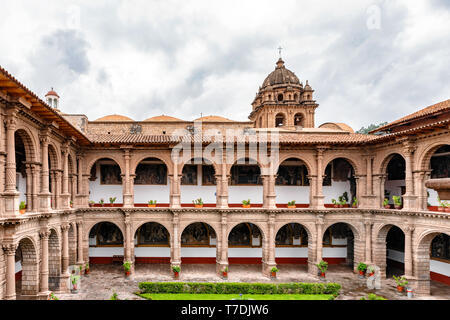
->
[277,94,284,102]
[294,113,304,127]
[294,93,298,101]
[275,113,285,127]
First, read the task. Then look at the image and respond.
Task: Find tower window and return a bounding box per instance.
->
[277,94,284,102]
[294,93,298,101]
[275,113,285,127]
[294,113,304,127]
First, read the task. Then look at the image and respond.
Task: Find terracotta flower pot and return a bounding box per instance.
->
[85,269,90,275]
[320,272,326,278]
[243,204,251,208]
[271,272,276,278]
[19,209,26,214]
[352,205,358,208]
[125,270,130,277]
[174,271,179,279]
[148,204,156,208]
[438,207,444,212]
[359,270,365,276]
[333,205,339,208]
[445,207,450,213]
[194,204,203,208]
[222,272,228,278]
[397,286,404,292]
[384,205,391,209]
[287,205,296,209]
[394,205,402,210]
[368,272,374,277]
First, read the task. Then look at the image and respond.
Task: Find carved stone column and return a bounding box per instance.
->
[218,162,229,208]
[4,108,20,216]
[76,221,85,266]
[414,170,431,211]
[262,174,277,209]
[403,142,417,210]
[61,146,71,209]
[169,173,181,208]
[264,213,277,276]
[55,170,63,209]
[39,230,51,295]
[312,147,326,209]
[124,215,133,273]
[3,243,17,300]
[377,174,387,208]
[31,163,40,212]
[39,132,51,210]
[308,175,317,208]
[316,216,324,266]
[25,163,33,211]
[364,220,373,263]
[122,148,133,207]
[171,213,181,268]
[404,225,414,278]
[60,224,70,292]
[75,153,84,207]
[217,212,228,274]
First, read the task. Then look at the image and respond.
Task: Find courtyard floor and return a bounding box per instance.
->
[56,264,450,300]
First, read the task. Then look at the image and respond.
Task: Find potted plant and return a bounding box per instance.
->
[270,267,279,278]
[85,262,90,275]
[109,197,117,207]
[317,260,328,278]
[148,200,157,208]
[88,200,95,208]
[437,197,445,212]
[446,202,450,213]
[123,261,132,276]
[110,291,119,300]
[79,265,83,275]
[193,198,203,208]
[357,262,367,277]
[19,201,26,214]
[48,292,59,300]
[287,200,296,209]
[69,200,73,208]
[392,196,402,210]
[331,199,338,208]
[383,198,390,209]
[172,265,181,279]
[242,199,251,208]
[222,266,228,278]
[99,199,105,207]
[393,275,408,293]
[367,266,375,277]
[70,271,80,293]
[352,197,358,208]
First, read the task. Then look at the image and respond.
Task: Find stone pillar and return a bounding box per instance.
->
[264,213,277,276]
[316,216,324,267]
[61,147,71,209]
[312,148,326,209]
[171,213,181,268]
[378,174,387,208]
[308,175,316,208]
[4,109,20,216]
[217,212,228,274]
[262,174,277,209]
[219,162,229,208]
[3,243,17,300]
[76,222,85,266]
[404,226,414,278]
[414,170,431,211]
[169,173,181,208]
[60,224,70,292]
[364,221,373,263]
[31,164,40,212]
[39,230,50,295]
[402,143,417,210]
[25,164,33,211]
[366,156,373,195]
[39,133,51,210]
[122,148,133,207]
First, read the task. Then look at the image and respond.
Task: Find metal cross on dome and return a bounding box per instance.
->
[278,46,283,58]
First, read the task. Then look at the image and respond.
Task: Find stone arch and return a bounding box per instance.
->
[178,156,220,177]
[86,155,125,176]
[414,230,450,295]
[321,221,363,271]
[378,152,406,176]
[47,143,60,170]
[322,155,361,177]
[133,221,172,240]
[227,221,267,243]
[15,236,39,297]
[131,154,172,176]
[226,156,265,176]
[274,222,313,266]
[417,140,450,172]
[85,220,125,242]
[275,154,314,176]
[134,221,171,246]
[15,127,38,162]
[373,223,406,278]
[179,222,218,244]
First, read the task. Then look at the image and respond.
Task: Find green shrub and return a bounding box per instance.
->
[138,282,341,295]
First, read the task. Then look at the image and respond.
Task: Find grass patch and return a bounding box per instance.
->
[137,293,335,300]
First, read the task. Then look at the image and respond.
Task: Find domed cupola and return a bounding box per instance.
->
[261,58,300,88]
[249,56,319,129]
[45,88,60,109]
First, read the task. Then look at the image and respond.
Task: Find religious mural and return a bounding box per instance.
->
[100,164,122,185]
[136,222,169,246]
[431,234,450,261]
[276,223,308,246]
[228,223,261,247]
[181,165,197,185]
[202,165,216,185]
[135,163,167,185]
[230,165,262,185]
[90,222,123,246]
[276,164,309,186]
[181,223,215,246]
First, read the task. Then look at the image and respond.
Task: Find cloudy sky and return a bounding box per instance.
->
[1,0,449,130]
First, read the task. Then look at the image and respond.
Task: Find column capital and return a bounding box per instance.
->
[61,224,70,232]
[5,114,17,130]
[2,243,17,255]
[76,221,84,227]
[405,225,415,233]
[39,230,51,240]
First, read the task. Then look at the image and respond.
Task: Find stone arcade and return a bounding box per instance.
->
[0,58,449,300]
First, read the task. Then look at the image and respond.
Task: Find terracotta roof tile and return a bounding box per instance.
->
[371,99,450,133]
[95,114,134,121]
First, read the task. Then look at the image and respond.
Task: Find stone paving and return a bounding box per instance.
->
[56,264,450,300]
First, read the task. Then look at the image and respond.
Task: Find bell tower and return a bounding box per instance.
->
[45,88,60,110]
[249,58,318,129]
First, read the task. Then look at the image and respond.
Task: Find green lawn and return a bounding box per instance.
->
[137,293,335,300]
